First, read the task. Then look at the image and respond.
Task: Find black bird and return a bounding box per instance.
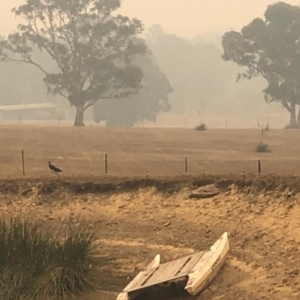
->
[48,161,62,175]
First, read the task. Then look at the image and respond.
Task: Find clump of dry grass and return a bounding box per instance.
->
[195,123,207,131]
[255,142,271,153]
[0,217,97,300]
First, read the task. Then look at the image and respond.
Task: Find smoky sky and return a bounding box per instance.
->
[0,0,299,37]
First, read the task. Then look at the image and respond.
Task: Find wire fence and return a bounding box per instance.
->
[8,149,286,180]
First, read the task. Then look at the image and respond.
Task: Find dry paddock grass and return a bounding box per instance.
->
[2,125,300,299]
[0,125,300,179]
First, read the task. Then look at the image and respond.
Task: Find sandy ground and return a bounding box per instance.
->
[1,127,300,299]
[0,177,300,300]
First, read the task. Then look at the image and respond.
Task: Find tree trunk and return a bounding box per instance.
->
[74,104,85,127]
[297,105,300,127]
[290,102,296,127]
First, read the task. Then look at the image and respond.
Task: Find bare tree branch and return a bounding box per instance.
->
[3,57,48,75]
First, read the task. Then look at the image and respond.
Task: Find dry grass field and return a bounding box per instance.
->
[1,125,300,299]
[1,125,300,178]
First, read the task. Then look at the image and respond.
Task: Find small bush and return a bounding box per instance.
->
[0,217,97,300]
[255,142,271,153]
[195,123,207,131]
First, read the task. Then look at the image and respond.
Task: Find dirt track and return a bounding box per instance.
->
[0,176,300,300]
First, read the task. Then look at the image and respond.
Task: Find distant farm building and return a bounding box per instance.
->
[0,103,65,121]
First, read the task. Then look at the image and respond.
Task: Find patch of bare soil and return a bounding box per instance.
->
[0,176,300,299]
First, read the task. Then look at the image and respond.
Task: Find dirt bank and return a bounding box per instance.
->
[0,176,300,299]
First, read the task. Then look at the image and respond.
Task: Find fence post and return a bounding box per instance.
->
[21,149,25,176]
[145,172,149,187]
[258,159,261,174]
[184,157,188,173]
[105,153,108,174]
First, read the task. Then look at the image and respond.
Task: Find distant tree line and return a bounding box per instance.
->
[0,0,299,127]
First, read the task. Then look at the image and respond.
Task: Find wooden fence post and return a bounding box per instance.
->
[185,157,188,173]
[258,159,261,174]
[21,149,25,176]
[105,153,108,174]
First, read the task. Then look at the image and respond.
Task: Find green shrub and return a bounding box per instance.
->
[255,142,271,153]
[0,217,97,299]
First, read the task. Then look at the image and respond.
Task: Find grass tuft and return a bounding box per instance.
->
[255,142,271,153]
[195,123,207,131]
[0,217,97,299]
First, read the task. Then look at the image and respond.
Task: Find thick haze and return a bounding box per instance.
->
[0,0,299,38]
[0,0,298,128]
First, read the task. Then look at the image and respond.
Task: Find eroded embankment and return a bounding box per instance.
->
[0,176,300,299]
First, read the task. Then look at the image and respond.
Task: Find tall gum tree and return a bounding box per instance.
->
[0,0,147,126]
[222,2,300,127]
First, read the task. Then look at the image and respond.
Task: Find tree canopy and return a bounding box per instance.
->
[146,25,235,115]
[93,50,173,127]
[0,0,147,126]
[222,2,300,127]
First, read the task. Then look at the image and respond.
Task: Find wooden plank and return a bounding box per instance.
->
[145,256,190,285]
[174,251,205,276]
[126,252,205,293]
[124,268,158,292]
